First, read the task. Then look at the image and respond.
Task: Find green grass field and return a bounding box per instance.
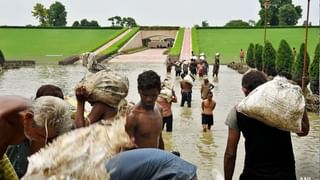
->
[100,27,139,56]
[0,28,125,62]
[195,27,319,64]
[168,27,184,56]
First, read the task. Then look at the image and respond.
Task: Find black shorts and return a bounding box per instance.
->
[202,114,213,126]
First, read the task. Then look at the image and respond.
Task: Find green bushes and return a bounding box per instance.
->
[168,28,184,56]
[192,27,200,55]
[255,44,263,71]
[246,43,255,68]
[276,40,293,75]
[292,43,310,87]
[309,43,319,94]
[263,41,277,76]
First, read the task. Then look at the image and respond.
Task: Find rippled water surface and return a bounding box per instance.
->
[0,50,319,179]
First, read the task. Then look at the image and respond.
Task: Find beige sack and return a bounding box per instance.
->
[23,115,133,180]
[78,70,129,108]
[237,76,305,133]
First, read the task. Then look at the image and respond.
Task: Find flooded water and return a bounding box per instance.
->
[0,49,319,180]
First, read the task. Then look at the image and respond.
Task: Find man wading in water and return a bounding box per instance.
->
[126,70,164,149]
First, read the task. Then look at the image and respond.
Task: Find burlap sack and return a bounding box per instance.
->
[23,115,133,180]
[78,70,129,108]
[237,76,305,133]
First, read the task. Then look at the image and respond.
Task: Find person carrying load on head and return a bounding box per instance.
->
[157,78,177,132]
[75,52,129,128]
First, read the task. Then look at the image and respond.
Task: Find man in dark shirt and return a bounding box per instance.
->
[224,70,309,180]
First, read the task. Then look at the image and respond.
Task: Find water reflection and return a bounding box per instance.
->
[0,56,319,179]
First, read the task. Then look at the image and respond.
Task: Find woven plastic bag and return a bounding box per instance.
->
[237,76,305,133]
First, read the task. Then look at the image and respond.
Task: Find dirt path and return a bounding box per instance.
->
[93,29,132,54]
[108,49,167,63]
[179,28,192,60]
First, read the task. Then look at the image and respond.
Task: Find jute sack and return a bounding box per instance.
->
[23,114,134,180]
[78,70,129,108]
[237,76,305,133]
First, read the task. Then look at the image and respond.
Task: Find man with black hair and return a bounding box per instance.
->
[125,70,164,149]
[224,70,309,180]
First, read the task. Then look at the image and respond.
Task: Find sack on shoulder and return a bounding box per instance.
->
[237,76,305,133]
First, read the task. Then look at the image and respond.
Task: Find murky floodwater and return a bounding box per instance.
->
[0,50,319,180]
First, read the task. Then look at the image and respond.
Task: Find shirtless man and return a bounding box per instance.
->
[125,70,164,149]
[201,91,216,132]
[180,74,194,108]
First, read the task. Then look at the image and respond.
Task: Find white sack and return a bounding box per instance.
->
[237,76,305,133]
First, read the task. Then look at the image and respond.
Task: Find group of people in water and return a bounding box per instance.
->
[0,51,310,180]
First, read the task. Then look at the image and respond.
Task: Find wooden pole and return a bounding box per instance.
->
[302,0,311,91]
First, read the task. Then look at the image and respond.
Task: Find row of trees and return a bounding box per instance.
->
[107,16,138,27]
[72,19,99,27]
[245,41,319,94]
[32,2,138,27]
[32,2,67,26]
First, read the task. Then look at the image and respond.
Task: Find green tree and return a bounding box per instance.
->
[225,20,250,27]
[108,17,115,27]
[0,50,5,66]
[89,20,99,27]
[114,16,122,26]
[279,4,299,25]
[246,43,255,68]
[263,41,277,76]
[80,19,89,26]
[72,21,80,27]
[32,3,49,26]
[309,43,320,94]
[48,1,67,26]
[125,17,138,27]
[255,44,263,71]
[276,40,293,74]
[257,0,302,26]
[292,43,310,87]
[201,20,209,27]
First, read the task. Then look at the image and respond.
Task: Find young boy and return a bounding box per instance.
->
[201,91,216,132]
[125,70,164,149]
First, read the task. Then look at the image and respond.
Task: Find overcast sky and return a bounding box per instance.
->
[0,0,319,27]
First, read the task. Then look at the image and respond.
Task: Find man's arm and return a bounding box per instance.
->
[86,102,109,125]
[158,132,165,150]
[296,108,309,136]
[224,128,240,180]
[74,86,87,128]
[125,112,138,147]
